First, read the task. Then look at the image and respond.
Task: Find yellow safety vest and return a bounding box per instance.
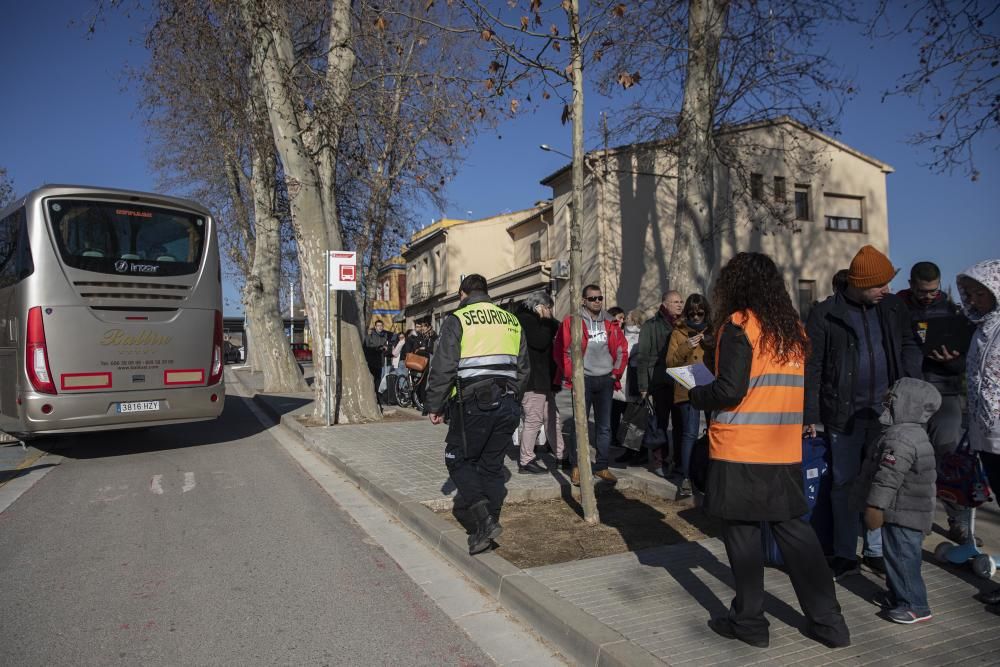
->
[453,301,521,388]
[708,310,805,465]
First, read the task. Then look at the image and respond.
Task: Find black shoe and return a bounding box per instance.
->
[987,603,1000,617]
[974,588,1000,605]
[614,450,636,464]
[468,501,503,555]
[518,460,547,474]
[559,459,573,471]
[804,624,851,649]
[862,555,886,577]
[707,618,768,648]
[633,450,650,465]
[830,557,860,581]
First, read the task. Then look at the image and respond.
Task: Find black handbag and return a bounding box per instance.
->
[689,432,710,493]
[617,399,652,451]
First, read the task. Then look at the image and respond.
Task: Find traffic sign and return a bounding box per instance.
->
[329,251,357,291]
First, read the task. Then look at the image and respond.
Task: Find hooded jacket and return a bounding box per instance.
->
[635,306,677,393]
[553,308,628,386]
[854,377,942,534]
[959,259,1000,454]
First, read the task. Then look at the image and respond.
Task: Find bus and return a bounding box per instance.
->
[0,185,225,439]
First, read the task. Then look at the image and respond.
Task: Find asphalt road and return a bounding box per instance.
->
[0,394,494,666]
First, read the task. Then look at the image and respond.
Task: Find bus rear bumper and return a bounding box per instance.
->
[16,383,225,436]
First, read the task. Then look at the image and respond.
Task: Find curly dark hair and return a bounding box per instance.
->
[710,252,809,363]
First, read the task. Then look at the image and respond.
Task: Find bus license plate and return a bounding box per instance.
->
[118,401,160,414]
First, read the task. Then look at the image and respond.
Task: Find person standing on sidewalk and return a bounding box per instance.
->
[854,377,941,625]
[554,284,629,485]
[665,293,714,498]
[690,252,850,650]
[804,245,922,580]
[956,260,1000,615]
[515,291,564,474]
[898,260,976,543]
[425,274,530,555]
[363,321,391,393]
[632,290,684,472]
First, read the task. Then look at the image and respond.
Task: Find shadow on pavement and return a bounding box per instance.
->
[30,395,276,459]
[0,463,59,485]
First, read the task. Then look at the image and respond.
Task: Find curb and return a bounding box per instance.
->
[232,370,667,666]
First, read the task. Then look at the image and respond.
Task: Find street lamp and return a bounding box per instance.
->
[539,144,572,159]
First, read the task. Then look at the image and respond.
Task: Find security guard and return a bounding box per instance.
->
[426,274,530,555]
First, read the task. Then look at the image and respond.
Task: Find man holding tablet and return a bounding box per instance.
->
[898,261,977,544]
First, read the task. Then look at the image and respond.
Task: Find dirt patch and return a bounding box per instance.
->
[440,487,724,569]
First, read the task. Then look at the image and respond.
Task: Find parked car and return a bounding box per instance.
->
[223,340,241,364]
[291,343,312,362]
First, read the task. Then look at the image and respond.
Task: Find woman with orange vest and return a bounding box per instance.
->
[689,253,850,650]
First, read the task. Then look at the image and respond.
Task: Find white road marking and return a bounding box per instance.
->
[182,472,195,493]
[150,475,164,495]
[95,485,129,503]
[0,454,62,514]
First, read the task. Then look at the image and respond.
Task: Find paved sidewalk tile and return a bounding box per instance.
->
[527,539,1000,665]
[237,369,1000,666]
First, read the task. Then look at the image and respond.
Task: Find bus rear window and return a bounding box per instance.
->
[47,199,206,277]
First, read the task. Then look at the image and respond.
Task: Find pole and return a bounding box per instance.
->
[325,254,332,427]
[289,280,294,341]
[335,290,343,424]
[568,0,599,523]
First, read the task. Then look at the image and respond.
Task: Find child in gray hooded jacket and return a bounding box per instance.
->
[855,377,942,624]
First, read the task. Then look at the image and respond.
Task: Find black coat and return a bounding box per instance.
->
[804,292,922,432]
[516,308,560,393]
[689,321,808,521]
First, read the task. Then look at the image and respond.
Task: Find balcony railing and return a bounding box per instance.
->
[409,282,431,302]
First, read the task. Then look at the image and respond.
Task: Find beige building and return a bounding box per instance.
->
[403,116,893,324]
[402,205,551,328]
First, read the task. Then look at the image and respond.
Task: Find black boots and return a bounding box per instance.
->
[467,501,502,555]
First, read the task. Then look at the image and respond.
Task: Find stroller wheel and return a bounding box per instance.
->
[972,554,997,580]
[934,542,952,563]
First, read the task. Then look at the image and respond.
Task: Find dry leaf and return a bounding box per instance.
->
[489,60,501,73]
[530,0,541,11]
[510,99,520,113]
[485,78,495,91]
[550,24,559,36]
[425,0,434,9]
[612,3,625,17]
[617,71,634,88]
[561,104,571,125]
[542,90,551,99]
[561,0,570,10]
[552,40,561,52]
[481,28,494,41]
[520,15,529,30]
[375,15,387,31]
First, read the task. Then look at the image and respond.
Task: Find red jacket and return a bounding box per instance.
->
[553,313,629,386]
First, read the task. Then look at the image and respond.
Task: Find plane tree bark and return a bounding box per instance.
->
[240,0,380,422]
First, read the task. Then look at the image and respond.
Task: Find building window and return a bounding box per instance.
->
[750,173,764,201]
[823,194,864,233]
[794,185,810,220]
[798,280,816,320]
[774,176,786,202]
[530,240,541,263]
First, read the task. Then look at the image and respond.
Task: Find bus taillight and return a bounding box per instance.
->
[208,310,224,385]
[26,307,57,395]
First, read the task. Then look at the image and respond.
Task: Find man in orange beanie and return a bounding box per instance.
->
[804,245,922,580]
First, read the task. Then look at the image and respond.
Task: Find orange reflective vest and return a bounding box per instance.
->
[708,311,804,465]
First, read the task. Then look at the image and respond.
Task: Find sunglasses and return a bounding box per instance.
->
[585,295,604,302]
[687,310,705,317]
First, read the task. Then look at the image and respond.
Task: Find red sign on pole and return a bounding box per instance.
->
[340,264,355,282]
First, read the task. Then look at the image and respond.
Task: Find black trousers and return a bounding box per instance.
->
[445,393,521,520]
[722,518,850,645]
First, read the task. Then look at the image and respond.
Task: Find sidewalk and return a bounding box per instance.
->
[231,368,1000,666]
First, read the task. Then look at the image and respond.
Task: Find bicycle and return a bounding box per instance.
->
[391,367,427,412]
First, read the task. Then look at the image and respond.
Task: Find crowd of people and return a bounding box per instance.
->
[372,245,999,648]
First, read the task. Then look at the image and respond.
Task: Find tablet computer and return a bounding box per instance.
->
[920,315,974,356]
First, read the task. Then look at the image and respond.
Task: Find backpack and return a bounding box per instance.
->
[936,432,993,508]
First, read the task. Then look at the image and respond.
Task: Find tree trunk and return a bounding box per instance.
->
[669,0,729,295]
[242,0,380,422]
[568,0,599,524]
[245,149,308,393]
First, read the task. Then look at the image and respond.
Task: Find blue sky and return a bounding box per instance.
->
[1,1,996,315]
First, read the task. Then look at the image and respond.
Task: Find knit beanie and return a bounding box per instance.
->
[848,245,897,289]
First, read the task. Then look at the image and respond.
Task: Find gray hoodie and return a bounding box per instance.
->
[581,307,616,377]
[853,377,942,533]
